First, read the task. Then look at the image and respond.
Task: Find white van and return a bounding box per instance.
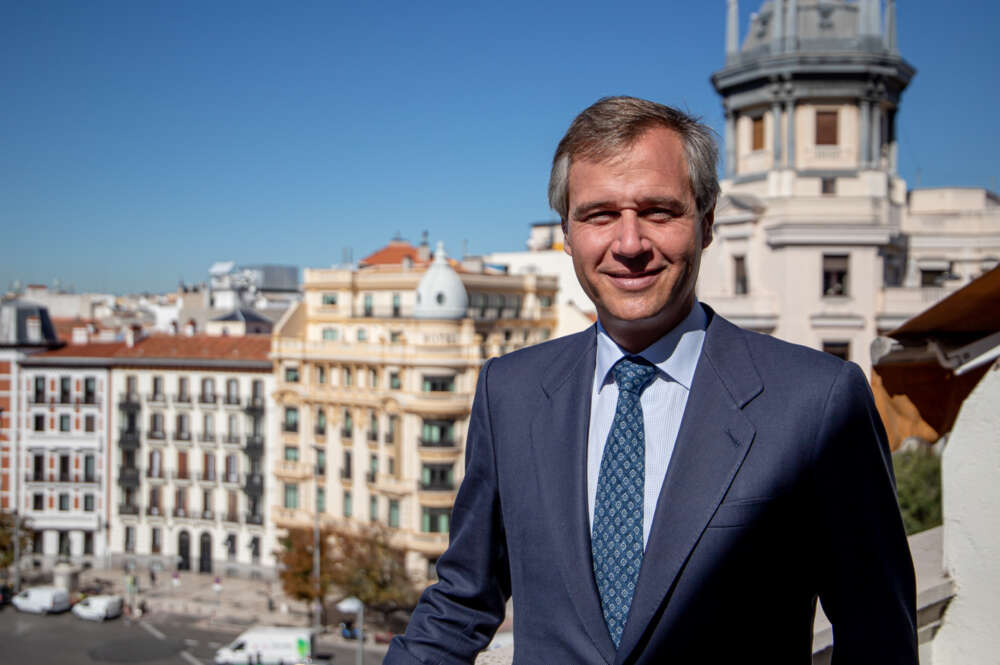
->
[72,594,123,621]
[214,627,315,665]
[11,586,71,614]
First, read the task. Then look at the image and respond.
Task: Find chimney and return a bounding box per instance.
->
[71,327,89,345]
[125,324,143,348]
[170,320,179,335]
[184,319,196,336]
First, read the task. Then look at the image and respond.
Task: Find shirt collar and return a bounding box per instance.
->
[594,300,707,393]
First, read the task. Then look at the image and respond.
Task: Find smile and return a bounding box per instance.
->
[603,268,664,290]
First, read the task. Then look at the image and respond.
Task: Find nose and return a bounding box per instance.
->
[614,213,647,257]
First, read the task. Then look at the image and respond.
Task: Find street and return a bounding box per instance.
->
[0,606,386,665]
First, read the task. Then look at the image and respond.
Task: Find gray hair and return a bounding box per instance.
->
[548,96,720,223]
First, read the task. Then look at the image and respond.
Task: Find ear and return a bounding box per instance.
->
[701,209,715,250]
[561,218,573,257]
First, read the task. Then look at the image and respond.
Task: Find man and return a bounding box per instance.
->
[385,97,917,664]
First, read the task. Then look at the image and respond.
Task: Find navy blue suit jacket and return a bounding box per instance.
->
[386,308,917,664]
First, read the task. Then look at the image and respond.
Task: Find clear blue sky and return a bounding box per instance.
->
[2,1,997,294]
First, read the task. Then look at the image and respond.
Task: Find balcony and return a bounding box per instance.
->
[244,396,265,415]
[384,432,396,444]
[221,471,241,486]
[24,472,45,484]
[366,470,376,484]
[171,470,192,483]
[29,393,47,405]
[223,394,242,407]
[341,428,353,439]
[146,506,164,517]
[147,393,167,405]
[419,438,457,448]
[314,426,327,437]
[58,393,72,405]
[245,512,264,526]
[198,393,218,405]
[199,432,217,444]
[245,434,264,457]
[222,512,240,524]
[148,429,167,442]
[173,431,192,444]
[118,466,140,488]
[243,473,264,496]
[367,431,379,443]
[146,468,166,481]
[119,429,141,450]
[196,470,217,483]
[199,510,215,521]
[118,392,141,411]
[172,507,190,519]
[340,468,352,480]
[82,473,100,484]
[420,481,456,492]
[173,393,192,406]
[119,504,140,516]
[222,433,241,446]
[282,423,299,434]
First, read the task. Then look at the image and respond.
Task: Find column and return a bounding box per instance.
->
[725,111,737,177]
[859,100,871,168]
[886,0,898,53]
[726,0,740,62]
[888,110,899,175]
[871,104,883,170]
[772,0,784,53]
[784,99,795,168]
[785,0,798,52]
[772,102,783,167]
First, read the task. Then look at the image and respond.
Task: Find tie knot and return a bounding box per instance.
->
[612,356,657,395]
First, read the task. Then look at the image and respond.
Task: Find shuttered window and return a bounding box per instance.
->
[816,111,838,146]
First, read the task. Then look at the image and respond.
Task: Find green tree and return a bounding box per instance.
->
[328,523,419,622]
[0,511,33,578]
[893,446,943,535]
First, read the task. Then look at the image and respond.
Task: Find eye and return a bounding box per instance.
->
[583,210,616,223]
[642,207,678,221]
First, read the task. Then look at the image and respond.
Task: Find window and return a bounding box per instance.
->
[921,269,947,287]
[200,377,215,402]
[316,366,326,384]
[390,371,401,390]
[343,367,353,387]
[363,293,374,317]
[422,507,450,533]
[343,491,352,517]
[422,375,455,392]
[284,366,299,383]
[32,493,43,511]
[227,413,239,441]
[421,464,454,490]
[33,414,45,432]
[369,368,378,389]
[83,494,95,512]
[322,292,338,306]
[386,415,399,444]
[58,493,69,511]
[822,255,849,296]
[357,329,367,342]
[59,414,71,432]
[316,449,326,476]
[32,454,44,481]
[152,376,164,400]
[283,407,299,433]
[84,377,96,404]
[126,375,138,398]
[421,420,455,446]
[284,483,299,509]
[370,496,378,522]
[815,110,838,146]
[202,413,215,440]
[733,256,748,295]
[151,527,162,554]
[388,500,400,528]
[751,115,765,151]
[84,455,95,482]
[317,487,326,513]
[226,534,237,561]
[342,450,352,479]
[176,413,190,439]
[392,293,401,317]
[284,446,299,462]
[60,376,71,403]
[83,532,94,555]
[59,454,70,481]
[387,457,395,475]
[342,409,353,438]
[315,409,326,435]
[125,526,135,553]
[322,327,339,341]
[822,341,850,361]
[84,414,96,432]
[178,377,190,401]
[821,177,836,195]
[368,411,378,440]
[390,331,402,343]
[226,379,239,404]
[34,376,46,403]
[539,296,553,308]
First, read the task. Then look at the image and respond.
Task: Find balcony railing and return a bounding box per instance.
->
[173,507,189,518]
[173,393,192,404]
[314,426,327,436]
[340,468,352,480]
[198,393,218,405]
[282,423,299,433]
[118,392,141,410]
[171,470,191,482]
[245,512,264,525]
[119,504,140,516]
[341,428,353,439]
[366,470,376,483]
[119,429,141,449]
[173,431,192,442]
[118,466,140,487]
[200,510,215,521]
[367,431,379,442]
[419,438,457,448]
[222,433,241,445]
[146,468,165,480]
[223,512,240,524]
[245,434,264,456]
[221,471,240,485]
[147,393,167,404]
[420,481,456,491]
[199,432,217,444]
[148,430,166,441]
[243,473,264,495]
[223,394,241,406]
[384,432,396,444]
[146,506,163,517]
[82,473,100,484]
[24,473,45,483]
[197,470,217,483]
[30,393,47,405]
[58,393,72,405]
[81,395,100,407]
[244,396,265,414]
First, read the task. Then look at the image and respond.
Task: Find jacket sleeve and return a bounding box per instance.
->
[384,358,511,665]
[812,361,918,664]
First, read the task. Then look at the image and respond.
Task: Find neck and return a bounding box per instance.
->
[600,300,695,354]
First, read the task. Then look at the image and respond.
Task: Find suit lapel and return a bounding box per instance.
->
[615,311,763,663]
[529,326,618,664]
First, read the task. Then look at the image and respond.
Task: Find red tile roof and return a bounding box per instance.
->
[359,240,428,267]
[32,334,271,362]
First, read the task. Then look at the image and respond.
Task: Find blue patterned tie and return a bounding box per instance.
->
[592,356,657,648]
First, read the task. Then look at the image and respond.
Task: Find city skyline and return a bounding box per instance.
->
[3,0,998,294]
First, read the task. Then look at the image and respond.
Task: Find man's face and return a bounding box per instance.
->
[563,127,713,351]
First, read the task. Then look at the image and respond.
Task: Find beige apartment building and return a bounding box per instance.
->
[271,238,557,578]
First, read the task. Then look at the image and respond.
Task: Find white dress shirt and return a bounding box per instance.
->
[587,301,707,548]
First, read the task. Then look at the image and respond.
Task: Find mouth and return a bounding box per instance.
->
[602,267,664,290]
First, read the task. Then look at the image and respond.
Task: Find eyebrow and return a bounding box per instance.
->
[570,195,690,220]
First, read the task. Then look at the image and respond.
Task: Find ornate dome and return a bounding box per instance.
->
[413,242,468,320]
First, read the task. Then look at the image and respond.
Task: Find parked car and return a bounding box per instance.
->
[214,627,315,665]
[72,595,123,621]
[11,586,71,614]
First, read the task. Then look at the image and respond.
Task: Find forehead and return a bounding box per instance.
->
[567,128,691,200]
